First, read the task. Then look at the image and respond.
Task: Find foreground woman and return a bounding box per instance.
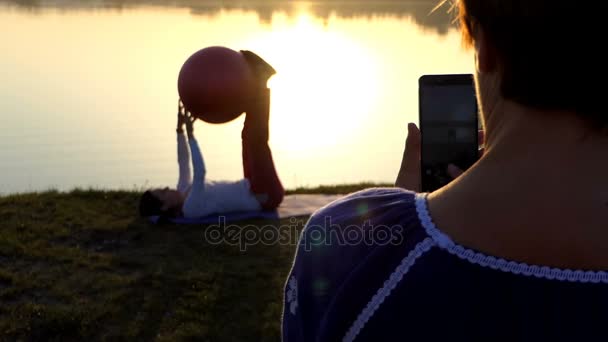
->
[283,0,608,340]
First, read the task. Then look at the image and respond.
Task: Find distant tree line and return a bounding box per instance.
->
[2,0,455,33]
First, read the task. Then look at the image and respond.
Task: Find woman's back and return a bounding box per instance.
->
[282,190,608,341]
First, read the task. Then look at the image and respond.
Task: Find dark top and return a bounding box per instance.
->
[282,188,608,342]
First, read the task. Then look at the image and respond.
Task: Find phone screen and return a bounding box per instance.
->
[419,74,479,192]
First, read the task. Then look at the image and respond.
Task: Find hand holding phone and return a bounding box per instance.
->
[396,123,484,191]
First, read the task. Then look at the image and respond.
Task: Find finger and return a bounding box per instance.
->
[397,123,422,191]
[447,164,464,179]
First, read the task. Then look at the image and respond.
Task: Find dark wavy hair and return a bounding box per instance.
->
[138,190,182,219]
[139,190,164,217]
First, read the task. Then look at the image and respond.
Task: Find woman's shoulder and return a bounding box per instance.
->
[300,187,423,257]
[284,189,608,341]
[282,188,429,341]
[309,187,419,224]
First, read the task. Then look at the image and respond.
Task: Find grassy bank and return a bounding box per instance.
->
[0,183,389,341]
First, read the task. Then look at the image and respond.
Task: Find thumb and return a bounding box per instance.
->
[396,123,422,192]
[406,123,421,151]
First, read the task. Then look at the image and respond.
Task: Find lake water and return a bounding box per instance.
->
[0,0,473,194]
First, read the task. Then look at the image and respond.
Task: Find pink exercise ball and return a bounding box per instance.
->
[177,46,255,124]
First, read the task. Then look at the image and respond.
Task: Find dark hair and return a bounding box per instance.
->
[456,0,607,128]
[139,190,164,217]
[139,190,183,220]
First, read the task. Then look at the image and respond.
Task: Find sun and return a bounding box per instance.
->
[244,13,382,154]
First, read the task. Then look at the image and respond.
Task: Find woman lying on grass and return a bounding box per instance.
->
[139,51,284,219]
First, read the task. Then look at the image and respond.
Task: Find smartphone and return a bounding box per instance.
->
[419,74,479,192]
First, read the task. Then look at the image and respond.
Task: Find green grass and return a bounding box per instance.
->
[0,183,390,341]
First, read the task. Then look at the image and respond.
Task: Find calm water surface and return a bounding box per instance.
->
[0,0,473,194]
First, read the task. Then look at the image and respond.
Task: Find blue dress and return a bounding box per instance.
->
[282,188,608,342]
